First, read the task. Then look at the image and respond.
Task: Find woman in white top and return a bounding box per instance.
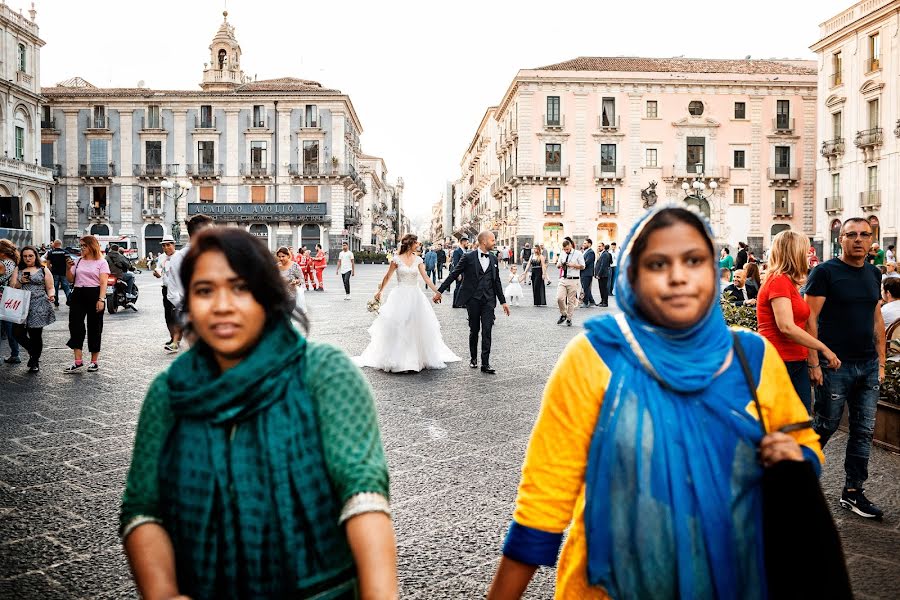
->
[354,233,460,372]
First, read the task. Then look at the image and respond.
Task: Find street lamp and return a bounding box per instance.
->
[160,179,193,245]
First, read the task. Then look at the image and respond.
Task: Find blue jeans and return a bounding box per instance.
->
[784,359,812,413]
[609,267,617,294]
[813,358,880,489]
[1,320,19,358]
[54,273,71,305]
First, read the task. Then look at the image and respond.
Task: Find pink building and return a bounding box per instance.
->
[457,57,818,257]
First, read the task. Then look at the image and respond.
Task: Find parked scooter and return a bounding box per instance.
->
[105,274,139,313]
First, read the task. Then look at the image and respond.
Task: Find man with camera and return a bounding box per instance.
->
[555,237,585,327]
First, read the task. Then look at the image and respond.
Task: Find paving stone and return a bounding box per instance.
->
[15,431,94,451]
[0,573,70,600]
[5,446,96,469]
[0,536,74,577]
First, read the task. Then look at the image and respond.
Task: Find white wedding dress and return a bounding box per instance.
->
[354,255,461,372]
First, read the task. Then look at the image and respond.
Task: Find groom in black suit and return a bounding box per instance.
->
[435,231,510,374]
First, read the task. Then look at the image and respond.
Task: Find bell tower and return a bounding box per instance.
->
[200,11,246,91]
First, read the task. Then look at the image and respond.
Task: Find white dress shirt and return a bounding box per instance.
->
[478,250,490,271]
[556,249,585,278]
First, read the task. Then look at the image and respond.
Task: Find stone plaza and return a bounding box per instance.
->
[1,265,899,599]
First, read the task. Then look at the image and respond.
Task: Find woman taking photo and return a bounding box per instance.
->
[10,246,56,372]
[756,230,841,411]
[120,228,396,599]
[0,239,21,363]
[525,244,549,306]
[488,206,822,600]
[64,235,109,373]
[276,246,303,297]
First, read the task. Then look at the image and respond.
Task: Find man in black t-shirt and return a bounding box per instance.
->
[43,240,71,308]
[806,217,886,520]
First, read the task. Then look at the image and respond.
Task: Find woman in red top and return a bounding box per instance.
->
[313,244,327,291]
[756,230,840,411]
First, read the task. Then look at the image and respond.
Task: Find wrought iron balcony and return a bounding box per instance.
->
[89,207,108,219]
[289,163,340,177]
[773,200,793,217]
[247,114,270,129]
[598,115,620,130]
[140,116,166,131]
[821,138,845,157]
[825,196,842,213]
[194,116,217,130]
[855,128,883,148]
[599,201,617,215]
[773,117,795,133]
[860,190,881,209]
[78,163,116,178]
[344,206,361,226]
[542,114,565,130]
[767,166,800,182]
[593,164,626,182]
[543,203,563,214]
[240,163,275,178]
[134,164,178,178]
[86,115,110,130]
[185,163,223,178]
[41,118,57,131]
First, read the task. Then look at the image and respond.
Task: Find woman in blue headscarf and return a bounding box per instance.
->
[488,206,823,599]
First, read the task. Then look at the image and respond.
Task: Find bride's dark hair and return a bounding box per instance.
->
[399,233,418,255]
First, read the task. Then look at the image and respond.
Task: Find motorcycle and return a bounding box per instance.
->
[106,273,139,314]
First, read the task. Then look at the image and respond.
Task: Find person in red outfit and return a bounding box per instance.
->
[756,230,840,412]
[298,248,316,290]
[313,244,327,291]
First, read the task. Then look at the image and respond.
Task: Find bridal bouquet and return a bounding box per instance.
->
[367,296,381,315]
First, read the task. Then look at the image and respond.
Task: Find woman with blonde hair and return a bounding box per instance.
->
[0,238,21,363]
[525,244,549,305]
[756,230,840,411]
[64,235,109,373]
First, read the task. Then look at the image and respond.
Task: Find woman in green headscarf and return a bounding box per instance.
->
[120,228,397,599]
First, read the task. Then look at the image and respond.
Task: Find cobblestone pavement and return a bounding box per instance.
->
[1,265,898,599]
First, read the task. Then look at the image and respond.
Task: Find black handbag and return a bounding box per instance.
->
[732,333,853,600]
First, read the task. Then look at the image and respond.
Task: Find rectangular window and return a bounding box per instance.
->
[90,139,108,173]
[546,96,560,126]
[302,140,319,173]
[14,126,24,161]
[733,150,745,169]
[252,105,265,127]
[92,186,107,210]
[199,186,214,203]
[200,105,213,128]
[733,188,745,205]
[601,97,616,127]
[198,141,215,172]
[832,111,842,137]
[147,105,160,129]
[775,146,791,173]
[775,190,789,211]
[545,143,561,171]
[776,100,790,129]
[868,32,880,70]
[146,186,162,210]
[734,102,746,119]
[686,137,705,173]
[93,105,106,128]
[17,43,26,72]
[600,188,615,211]
[545,188,561,213]
[41,142,53,168]
[41,105,51,124]
[867,98,879,129]
[601,144,617,172]
[250,141,267,168]
[831,173,840,198]
[832,51,842,85]
[867,165,878,192]
[645,148,658,167]
[305,105,318,128]
[303,186,319,203]
[145,141,162,171]
[646,100,658,119]
[251,185,266,203]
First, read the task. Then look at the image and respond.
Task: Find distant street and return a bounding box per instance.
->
[0,265,898,599]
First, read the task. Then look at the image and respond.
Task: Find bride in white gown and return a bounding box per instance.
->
[354,234,461,372]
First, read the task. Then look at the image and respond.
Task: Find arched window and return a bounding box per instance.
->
[301,224,320,251]
[17,43,26,72]
[144,223,164,255]
[218,49,226,69]
[23,202,33,231]
[90,224,110,235]
[684,196,711,219]
[14,108,28,162]
[771,224,791,240]
[249,224,269,246]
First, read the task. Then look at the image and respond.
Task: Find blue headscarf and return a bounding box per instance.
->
[582,205,767,599]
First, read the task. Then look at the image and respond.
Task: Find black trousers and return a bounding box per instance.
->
[580,274,595,305]
[452,276,464,308]
[466,297,495,365]
[437,265,444,279]
[13,325,43,363]
[596,277,609,305]
[341,271,352,294]
[67,286,104,353]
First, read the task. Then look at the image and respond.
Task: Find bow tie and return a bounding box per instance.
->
[480,253,489,259]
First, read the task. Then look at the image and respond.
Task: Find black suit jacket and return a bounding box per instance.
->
[723,283,758,306]
[451,247,465,269]
[595,250,612,279]
[438,250,507,307]
[582,248,596,275]
[436,249,447,267]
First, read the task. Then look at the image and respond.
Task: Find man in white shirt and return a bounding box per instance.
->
[166,214,214,314]
[336,241,355,300]
[555,237,585,327]
[608,242,619,296]
[153,235,182,353]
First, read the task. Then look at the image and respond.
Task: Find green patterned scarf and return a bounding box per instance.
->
[159,319,356,599]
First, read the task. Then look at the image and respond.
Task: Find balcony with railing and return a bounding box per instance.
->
[599,200,617,215]
[854,127,883,148]
[194,116,217,130]
[772,200,793,217]
[299,117,320,130]
[593,164,626,182]
[89,207,108,220]
[240,163,275,178]
[821,138,845,157]
[49,164,63,178]
[344,206,361,227]
[542,114,565,130]
[139,116,166,131]
[825,196,843,213]
[86,115,110,131]
[521,163,570,180]
[830,72,843,87]
[662,165,730,182]
[766,166,801,182]
[543,201,563,215]
[41,118,58,131]
[247,115,271,130]
[866,56,881,73]
[0,156,54,180]
[134,164,178,178]
[78,163,116,178]
[860,190,881,209]
[185,163,223,179]
[598,115,620,131]
[773,117,795,133]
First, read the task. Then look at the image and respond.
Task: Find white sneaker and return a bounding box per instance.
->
[344,294,351,301]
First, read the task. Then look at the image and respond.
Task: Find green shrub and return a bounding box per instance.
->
[882,362,900,406]
[720,294,758,331]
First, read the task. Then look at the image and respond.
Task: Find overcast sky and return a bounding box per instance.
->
[36,0,850,227]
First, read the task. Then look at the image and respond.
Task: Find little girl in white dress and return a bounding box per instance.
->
[504,265,524,306]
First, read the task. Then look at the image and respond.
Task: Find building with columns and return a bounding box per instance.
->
[0,2,53,246]
[358,154,404,250]
[41,11,401,256]
[453,57,818,258]
[812,0,900,258]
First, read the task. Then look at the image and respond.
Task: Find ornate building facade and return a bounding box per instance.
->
[42,12,402,255]
[453,57,818,258]
[0,3,53,246]
[812,0,899,258]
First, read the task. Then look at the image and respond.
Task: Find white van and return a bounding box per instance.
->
[96,235,139,259]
